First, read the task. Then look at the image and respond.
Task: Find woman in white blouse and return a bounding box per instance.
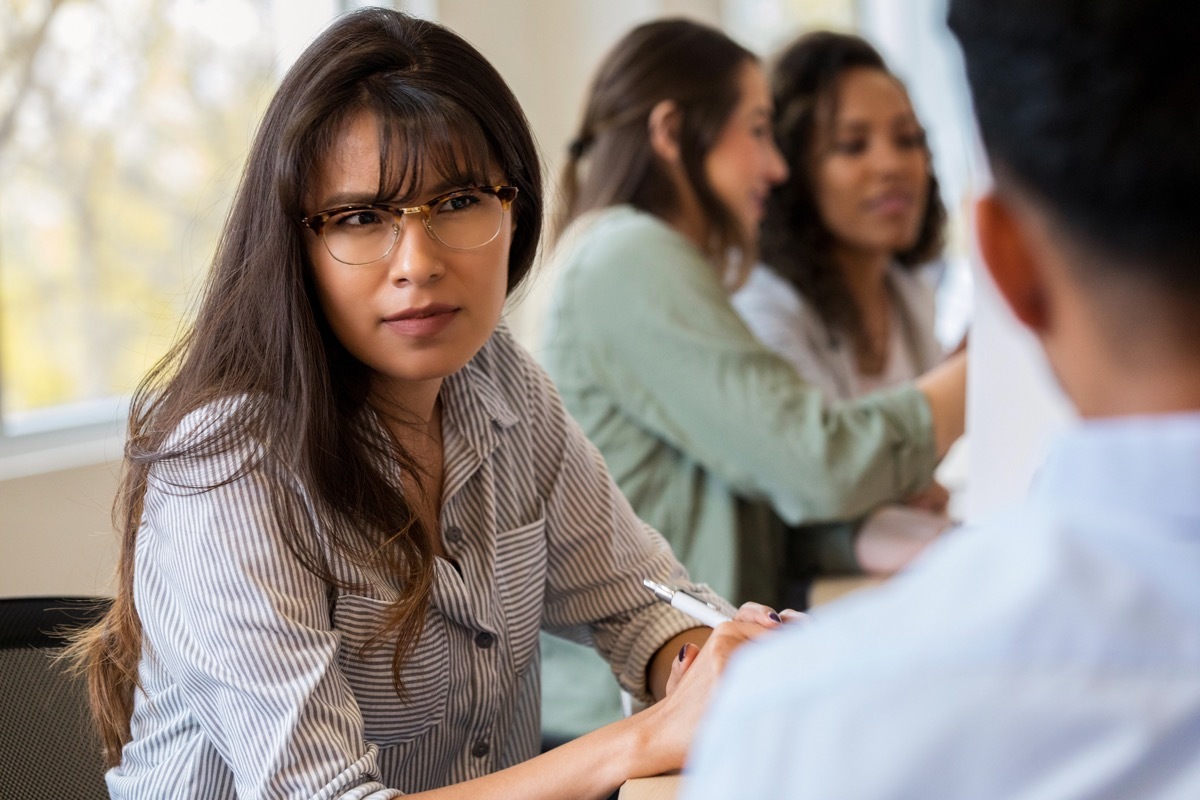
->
[68,10,776,800]
[734,31,947,404]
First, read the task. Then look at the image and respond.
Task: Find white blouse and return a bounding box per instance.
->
[732,263,944,402]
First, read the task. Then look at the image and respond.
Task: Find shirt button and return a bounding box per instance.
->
[471,740,490,758]
[445,526,464,545]
[474,631,495,649]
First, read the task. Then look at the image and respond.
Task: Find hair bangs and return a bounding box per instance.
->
[370,88,499,204]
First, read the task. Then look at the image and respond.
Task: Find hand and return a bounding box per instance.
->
[641,619,772,773]
[665,603,804,695]
[903,480,951,514]
[854,504,954,576]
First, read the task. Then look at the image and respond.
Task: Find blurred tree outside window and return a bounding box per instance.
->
[0,0,279,433]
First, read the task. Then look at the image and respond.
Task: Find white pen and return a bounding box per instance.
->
[643,578,732,628]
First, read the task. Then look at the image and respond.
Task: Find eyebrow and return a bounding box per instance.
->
[832,113,921,133]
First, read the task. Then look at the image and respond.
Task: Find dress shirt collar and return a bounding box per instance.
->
[1032,411,1200,523]
[440,328,520,465]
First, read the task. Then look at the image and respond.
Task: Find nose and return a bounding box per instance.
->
[386,216,445,286]
[765,139,789,185]
[872,139,911,176]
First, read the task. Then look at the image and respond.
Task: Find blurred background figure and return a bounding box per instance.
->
[735,31,947,409]
[539,17,965,745]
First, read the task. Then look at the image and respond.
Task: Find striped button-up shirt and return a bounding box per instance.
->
[110,325,727,799]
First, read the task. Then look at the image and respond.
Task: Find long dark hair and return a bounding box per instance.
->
[70,8,542,766]
[760,31,945,347]
[558,18,756,274]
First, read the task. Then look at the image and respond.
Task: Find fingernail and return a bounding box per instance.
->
[678,644,688,662]
[768,612,782,623]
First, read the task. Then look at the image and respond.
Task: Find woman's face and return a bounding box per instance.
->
[811,67,931,263]
[704,61,790,244]
[305,112,512,408]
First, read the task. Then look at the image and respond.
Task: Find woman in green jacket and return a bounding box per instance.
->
[538,19,966,741]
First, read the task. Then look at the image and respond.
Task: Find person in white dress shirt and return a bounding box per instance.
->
[685,0,1200,796]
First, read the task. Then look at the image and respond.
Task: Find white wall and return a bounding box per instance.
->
[965,269,1074,518]
[0,462,120,597]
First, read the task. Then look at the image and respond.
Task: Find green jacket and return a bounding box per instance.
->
[538,206,937,737]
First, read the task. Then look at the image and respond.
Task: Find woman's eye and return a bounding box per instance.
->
[898,130,927,149]
[333,208,386,227]
[437,192,482,214]
[832,139,867,155]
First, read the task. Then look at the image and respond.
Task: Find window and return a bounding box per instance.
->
[0,0,282,434]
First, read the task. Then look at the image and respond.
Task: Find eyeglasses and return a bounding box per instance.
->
[301,185,518,265]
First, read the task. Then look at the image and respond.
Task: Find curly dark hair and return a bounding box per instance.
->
[760,31,945,351]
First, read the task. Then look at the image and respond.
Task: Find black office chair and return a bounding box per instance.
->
[0,596,112,798]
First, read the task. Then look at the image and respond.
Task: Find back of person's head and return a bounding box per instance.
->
[949,0,1200,292]
[559,18,755,257]
[761,31,945,340]
[80,8,542,768]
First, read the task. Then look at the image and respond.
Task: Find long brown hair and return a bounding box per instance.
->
[69,8,543,767]
[558,18,756,273]
[760,31,945,348]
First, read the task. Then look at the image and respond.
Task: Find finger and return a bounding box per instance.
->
[665,642,700,695]
[708,619,774,651]
[733,601,783,627]
[778,609,810,625]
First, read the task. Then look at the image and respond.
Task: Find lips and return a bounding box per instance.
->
[867,191,916,216]
[384,303,458,322]
[382,303,459,337]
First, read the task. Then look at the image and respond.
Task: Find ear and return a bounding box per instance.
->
[975,193,1048,333]
[648,99,683,164]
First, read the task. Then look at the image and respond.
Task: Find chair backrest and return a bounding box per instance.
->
[0,596,112,799]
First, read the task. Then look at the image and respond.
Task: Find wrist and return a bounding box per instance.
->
[614,703,679,778]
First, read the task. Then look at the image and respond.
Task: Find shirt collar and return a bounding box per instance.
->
[440,331,520,461]
[1031,412,1200,522]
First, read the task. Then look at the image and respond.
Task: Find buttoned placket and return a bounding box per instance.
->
[437,367,519,777]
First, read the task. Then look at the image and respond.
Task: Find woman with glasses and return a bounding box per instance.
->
[69,10,777,799]
[539,18,966,742]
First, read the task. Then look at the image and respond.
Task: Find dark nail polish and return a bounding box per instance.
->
[768,612,782,623]
[678,644,688,662]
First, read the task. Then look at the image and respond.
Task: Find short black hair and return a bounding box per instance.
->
[948,0,1200,290]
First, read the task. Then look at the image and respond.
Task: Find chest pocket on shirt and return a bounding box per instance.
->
[494,513,548,675]
[332,593,450,747]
